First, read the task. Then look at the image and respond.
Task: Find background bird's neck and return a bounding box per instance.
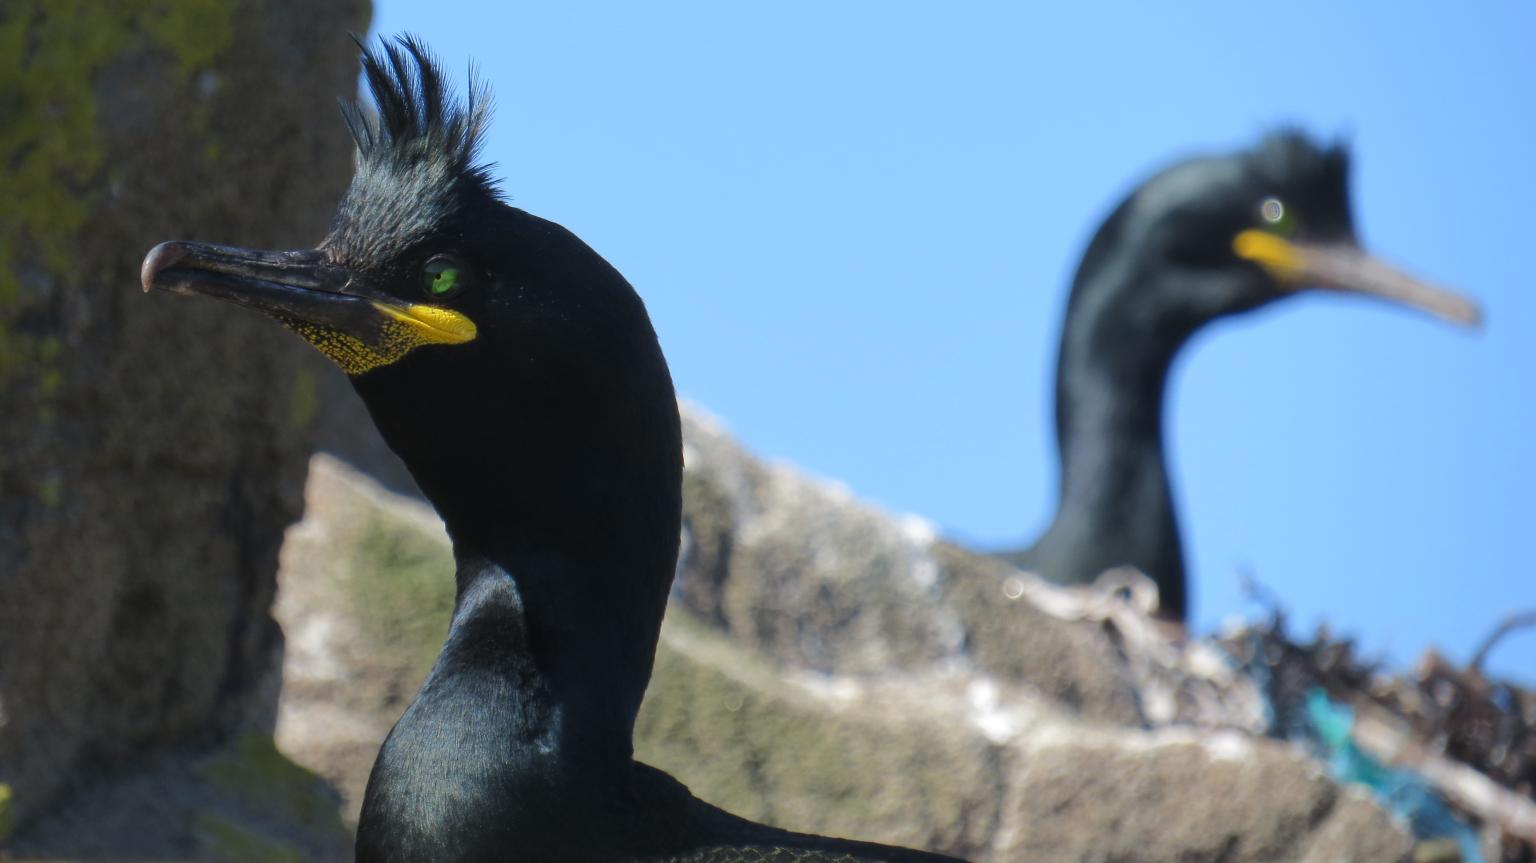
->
[1032,275,1190,616]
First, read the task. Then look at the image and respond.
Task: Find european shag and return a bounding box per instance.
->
[1000,135,1479,621]
[142,36,966,863]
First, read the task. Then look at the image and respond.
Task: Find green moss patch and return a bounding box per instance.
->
[636,610,1002,853]
[194,812,304,863]
[0,0,233,384]
[344,512,456,675]
[198,733,349,840]
[0,782,14,844]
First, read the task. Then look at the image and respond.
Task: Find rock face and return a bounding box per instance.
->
[274,444,1413,863]
[676,409,1147,726]
[998,731,1409,863]
[0,0,369,844]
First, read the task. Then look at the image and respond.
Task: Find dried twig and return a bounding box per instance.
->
[1469,610,1536,672]
[1352,707,1536,844]
[1237,567,1284,617]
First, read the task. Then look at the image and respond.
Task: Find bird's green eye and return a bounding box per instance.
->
[1259,197,1297,237]
[422,256,467,299]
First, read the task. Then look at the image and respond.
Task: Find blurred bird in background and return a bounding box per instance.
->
[997,132,1478,621]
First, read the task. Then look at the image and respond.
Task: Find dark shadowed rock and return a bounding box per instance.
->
[0,0,368,849]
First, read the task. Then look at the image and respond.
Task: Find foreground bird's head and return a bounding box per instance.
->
[1069,131,1480,340]
[142,36,682,575]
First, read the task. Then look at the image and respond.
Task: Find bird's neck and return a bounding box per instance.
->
[355,369,684,731]
[1032,276,1190,616]
[356,553,644,861]
[352,377,685,860]
[462,546,646,756]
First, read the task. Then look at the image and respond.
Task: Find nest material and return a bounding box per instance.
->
[1218,614,1535,863]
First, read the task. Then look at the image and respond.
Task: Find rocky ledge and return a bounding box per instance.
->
[271,402,1424,863]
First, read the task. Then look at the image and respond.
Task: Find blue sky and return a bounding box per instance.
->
[371,3,1534,683]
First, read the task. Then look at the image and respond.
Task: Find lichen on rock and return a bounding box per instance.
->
[0,0,371,848]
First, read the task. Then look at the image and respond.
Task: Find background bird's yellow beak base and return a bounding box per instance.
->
[1232,229,1307,280]
[1233,229,1482,326]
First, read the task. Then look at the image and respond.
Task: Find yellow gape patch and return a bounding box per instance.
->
[284,303,478,375]
[1232,229,1306,282]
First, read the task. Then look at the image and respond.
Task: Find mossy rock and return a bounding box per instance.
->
[198,733,351,841]
[931,542,1141,724]
[190,732,350,862]
[0,782,14,844]
[195,813,306,863]
[637,610,1004,859]
[1,0,371,844]
[344,512,457,675]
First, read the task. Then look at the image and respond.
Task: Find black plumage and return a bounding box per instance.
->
[142,36,965,863]
[1001,134,1478,620]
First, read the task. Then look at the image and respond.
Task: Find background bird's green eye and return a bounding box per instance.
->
[422,257,464,298]
[1259,197,1297,237]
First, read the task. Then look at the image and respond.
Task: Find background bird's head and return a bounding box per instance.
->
[1068,131,1478,344]
[142,36,683,567]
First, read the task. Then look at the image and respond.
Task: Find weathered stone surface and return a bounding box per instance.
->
[0,0,369,841]
[640,619,1008,859]
[676,407,1145,727]
[306,402,1249,733]
[272,452,1414,863]
[6,733,351,862]
[677,410,963,675]
[272,453,455,824]
[997,730,1411,863]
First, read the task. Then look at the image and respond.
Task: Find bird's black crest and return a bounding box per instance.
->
[328,36,501,265]
[339,34,498,197]
[1247,130,1350,192]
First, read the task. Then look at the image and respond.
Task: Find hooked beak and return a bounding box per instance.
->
[1232,230,1481,327]
[141,240,476,374]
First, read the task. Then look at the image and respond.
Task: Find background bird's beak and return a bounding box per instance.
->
[141,240,476,374]
[1232,229,1482,327]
